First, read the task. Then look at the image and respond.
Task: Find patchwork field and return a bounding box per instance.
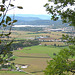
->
[10,45,66,75]
[9,30,66,40]
[6,30,67,46]
[1,30,67,46]
[41,42,65,45]
[0,30,68,75]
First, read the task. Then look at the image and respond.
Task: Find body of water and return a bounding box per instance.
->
[13,25,49,27]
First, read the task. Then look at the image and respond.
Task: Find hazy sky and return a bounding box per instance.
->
[7,0,48,14]
[2,0,75,15]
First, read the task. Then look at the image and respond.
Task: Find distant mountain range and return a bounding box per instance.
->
[7,14,68,28]
[8,14,51,20]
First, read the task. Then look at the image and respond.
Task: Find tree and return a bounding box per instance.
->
[44,45,75,75]
[0,0,23,64]
[44,0,75,26]
[44,0,75,75]
[54,43,56,46]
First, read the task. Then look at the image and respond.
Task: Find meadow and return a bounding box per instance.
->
[10,45,67,75]
[0,71,30,75]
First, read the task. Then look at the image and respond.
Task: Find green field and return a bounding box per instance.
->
[0,71,30,75]
[13,45,62,58]
[9,45,67,75]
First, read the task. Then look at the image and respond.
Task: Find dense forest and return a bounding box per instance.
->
[12,27,43,32]
[0,40,40,52]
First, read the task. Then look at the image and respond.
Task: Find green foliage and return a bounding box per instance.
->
[44,45,75,75]
[9,4,14,7]
[54,43,56,46]
[62,34,75,45]
[44,0,75,26]
[0,0,23,65]
[44,0,75,75]
[11,40,40,50]
[17,6,23,9]
[12,27,43,32]
[2,0,5,4]
[12,20,17,23]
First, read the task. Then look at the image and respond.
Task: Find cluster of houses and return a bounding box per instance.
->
[0,62,28,72]
[38,38,62,42]
[44,28,63,32]
[44,26,74,32]
[35,36,66,42]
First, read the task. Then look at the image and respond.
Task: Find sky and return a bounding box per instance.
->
[1,0,74,15]
[6,0,48,14]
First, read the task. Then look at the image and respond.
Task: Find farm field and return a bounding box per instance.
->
[0,71,30,75]
[7,30,67,46]
[1,30,67,46]
[9,30,66,40]
[41,42,65,45]
[10,45,67,75]
[0,30,69,75]
[13,45,62,58]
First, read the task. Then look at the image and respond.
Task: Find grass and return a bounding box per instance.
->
[11,45,67,75]
[0,71,29,75]
[13,45,62,58]
[0,45,73,75]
